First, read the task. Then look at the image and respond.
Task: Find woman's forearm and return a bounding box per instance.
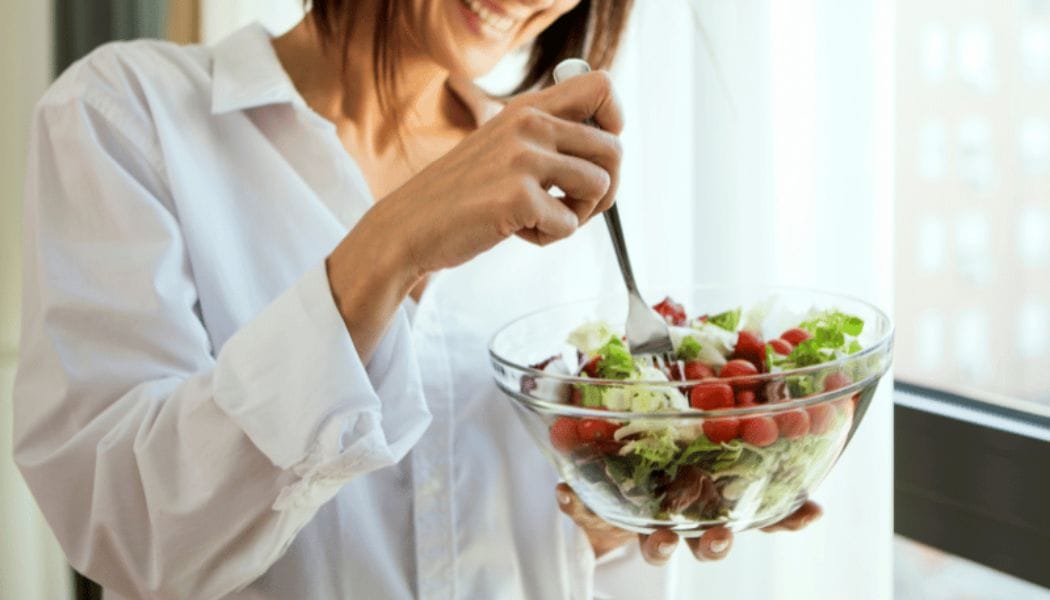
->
[326,202,424,362]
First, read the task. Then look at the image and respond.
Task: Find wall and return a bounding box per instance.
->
[0,2,72,599]
[201,0,304,41]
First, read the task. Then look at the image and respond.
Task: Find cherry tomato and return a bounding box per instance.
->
[653,297,687,326]
[581,355,601,377]
[767,338,793,356]
[735,389,758,406]
[733,330,766,370]
[577,419,620,443]
[722,359,763,393]
[774,409,810,439]
[550,417,580,453]
[703,418,741,444]
[740,416,779,447]
[684,360,715,380]
[823,371,852,392]
[690,382,735,410]
[806,404,835,435]
[720,358,759,378]
[781,328,813,347]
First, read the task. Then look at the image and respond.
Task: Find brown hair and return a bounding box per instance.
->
[307,0,634,111]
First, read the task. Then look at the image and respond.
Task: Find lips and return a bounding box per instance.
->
[460,0,517,33]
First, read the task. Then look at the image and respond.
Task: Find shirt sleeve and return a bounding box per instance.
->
[12,59,431,599]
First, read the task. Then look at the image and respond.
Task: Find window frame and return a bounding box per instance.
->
[894,379,1050,590]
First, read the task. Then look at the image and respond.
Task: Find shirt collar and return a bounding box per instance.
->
[211,23,303,115]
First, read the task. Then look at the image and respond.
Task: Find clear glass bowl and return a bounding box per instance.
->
[489,286,893,536]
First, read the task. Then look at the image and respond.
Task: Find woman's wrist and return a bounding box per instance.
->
[326,206,425,360]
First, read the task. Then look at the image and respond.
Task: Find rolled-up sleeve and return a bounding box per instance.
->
[214,262,431,511]
[13,56,430,600]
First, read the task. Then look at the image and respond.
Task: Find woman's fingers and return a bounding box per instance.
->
[550,120,622,172]
[380,70,626,276]
[502,77,624,226]
[514,182,580,246]
[558,486,818,567]
[537,151,610,225]
[555,483,614,531]
[513,111,621,224]
[760,501,823,533]
[555,483,635,557]
[530,70,625,134]
[549,121,621,217]
[638,529,680,566]
[685,527,733,561]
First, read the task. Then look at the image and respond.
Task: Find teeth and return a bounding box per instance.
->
[462,0,516,33]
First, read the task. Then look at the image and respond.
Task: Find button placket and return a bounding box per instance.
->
[411,300,457,600]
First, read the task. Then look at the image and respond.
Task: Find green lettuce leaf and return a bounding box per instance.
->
[677,335,703,361]
[714,446,771,479]
[575,383,605,408]
[771,310,866,371]
[707,308,742,332]
[786,375,816,397]
[626,428,679,468]
[595,336,637,379]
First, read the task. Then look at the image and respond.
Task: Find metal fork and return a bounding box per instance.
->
[552,59,676,369]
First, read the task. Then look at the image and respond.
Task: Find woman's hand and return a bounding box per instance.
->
[375,69,624,273]
[327,71,623,360]
[555,483,823,565]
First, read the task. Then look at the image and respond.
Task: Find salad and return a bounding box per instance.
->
[525,296,874,527]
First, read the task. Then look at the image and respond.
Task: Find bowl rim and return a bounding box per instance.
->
[496,372,887,418]
[488,284,894,418]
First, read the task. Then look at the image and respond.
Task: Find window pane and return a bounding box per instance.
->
[896,0,1050,413]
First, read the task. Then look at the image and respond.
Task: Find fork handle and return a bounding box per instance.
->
[602,205,643,299]
[552,60,645,301]
[581,118,643,300]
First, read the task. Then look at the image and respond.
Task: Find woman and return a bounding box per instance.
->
[14,1,818,598]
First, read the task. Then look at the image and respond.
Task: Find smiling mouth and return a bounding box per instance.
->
[460,0,517,33]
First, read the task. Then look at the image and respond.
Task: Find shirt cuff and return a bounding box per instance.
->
[212,261,431,508]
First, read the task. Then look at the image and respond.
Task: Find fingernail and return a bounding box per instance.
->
[709,538,730,554]
[657,542,676,557]
[557,491,571,505]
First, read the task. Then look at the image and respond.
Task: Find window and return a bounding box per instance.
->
[895,0,1050,593]
[897,0,1050,411]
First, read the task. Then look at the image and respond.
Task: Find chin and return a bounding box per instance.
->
[430,0,545,80]
[443,45,511,80]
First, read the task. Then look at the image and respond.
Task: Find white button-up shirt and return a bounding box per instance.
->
[14,23,671,599]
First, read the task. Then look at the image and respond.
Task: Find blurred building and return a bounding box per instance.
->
[896,0,1050,407]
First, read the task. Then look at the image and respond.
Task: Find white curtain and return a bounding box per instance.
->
[201,2,895,598]
[612,2,895,598]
